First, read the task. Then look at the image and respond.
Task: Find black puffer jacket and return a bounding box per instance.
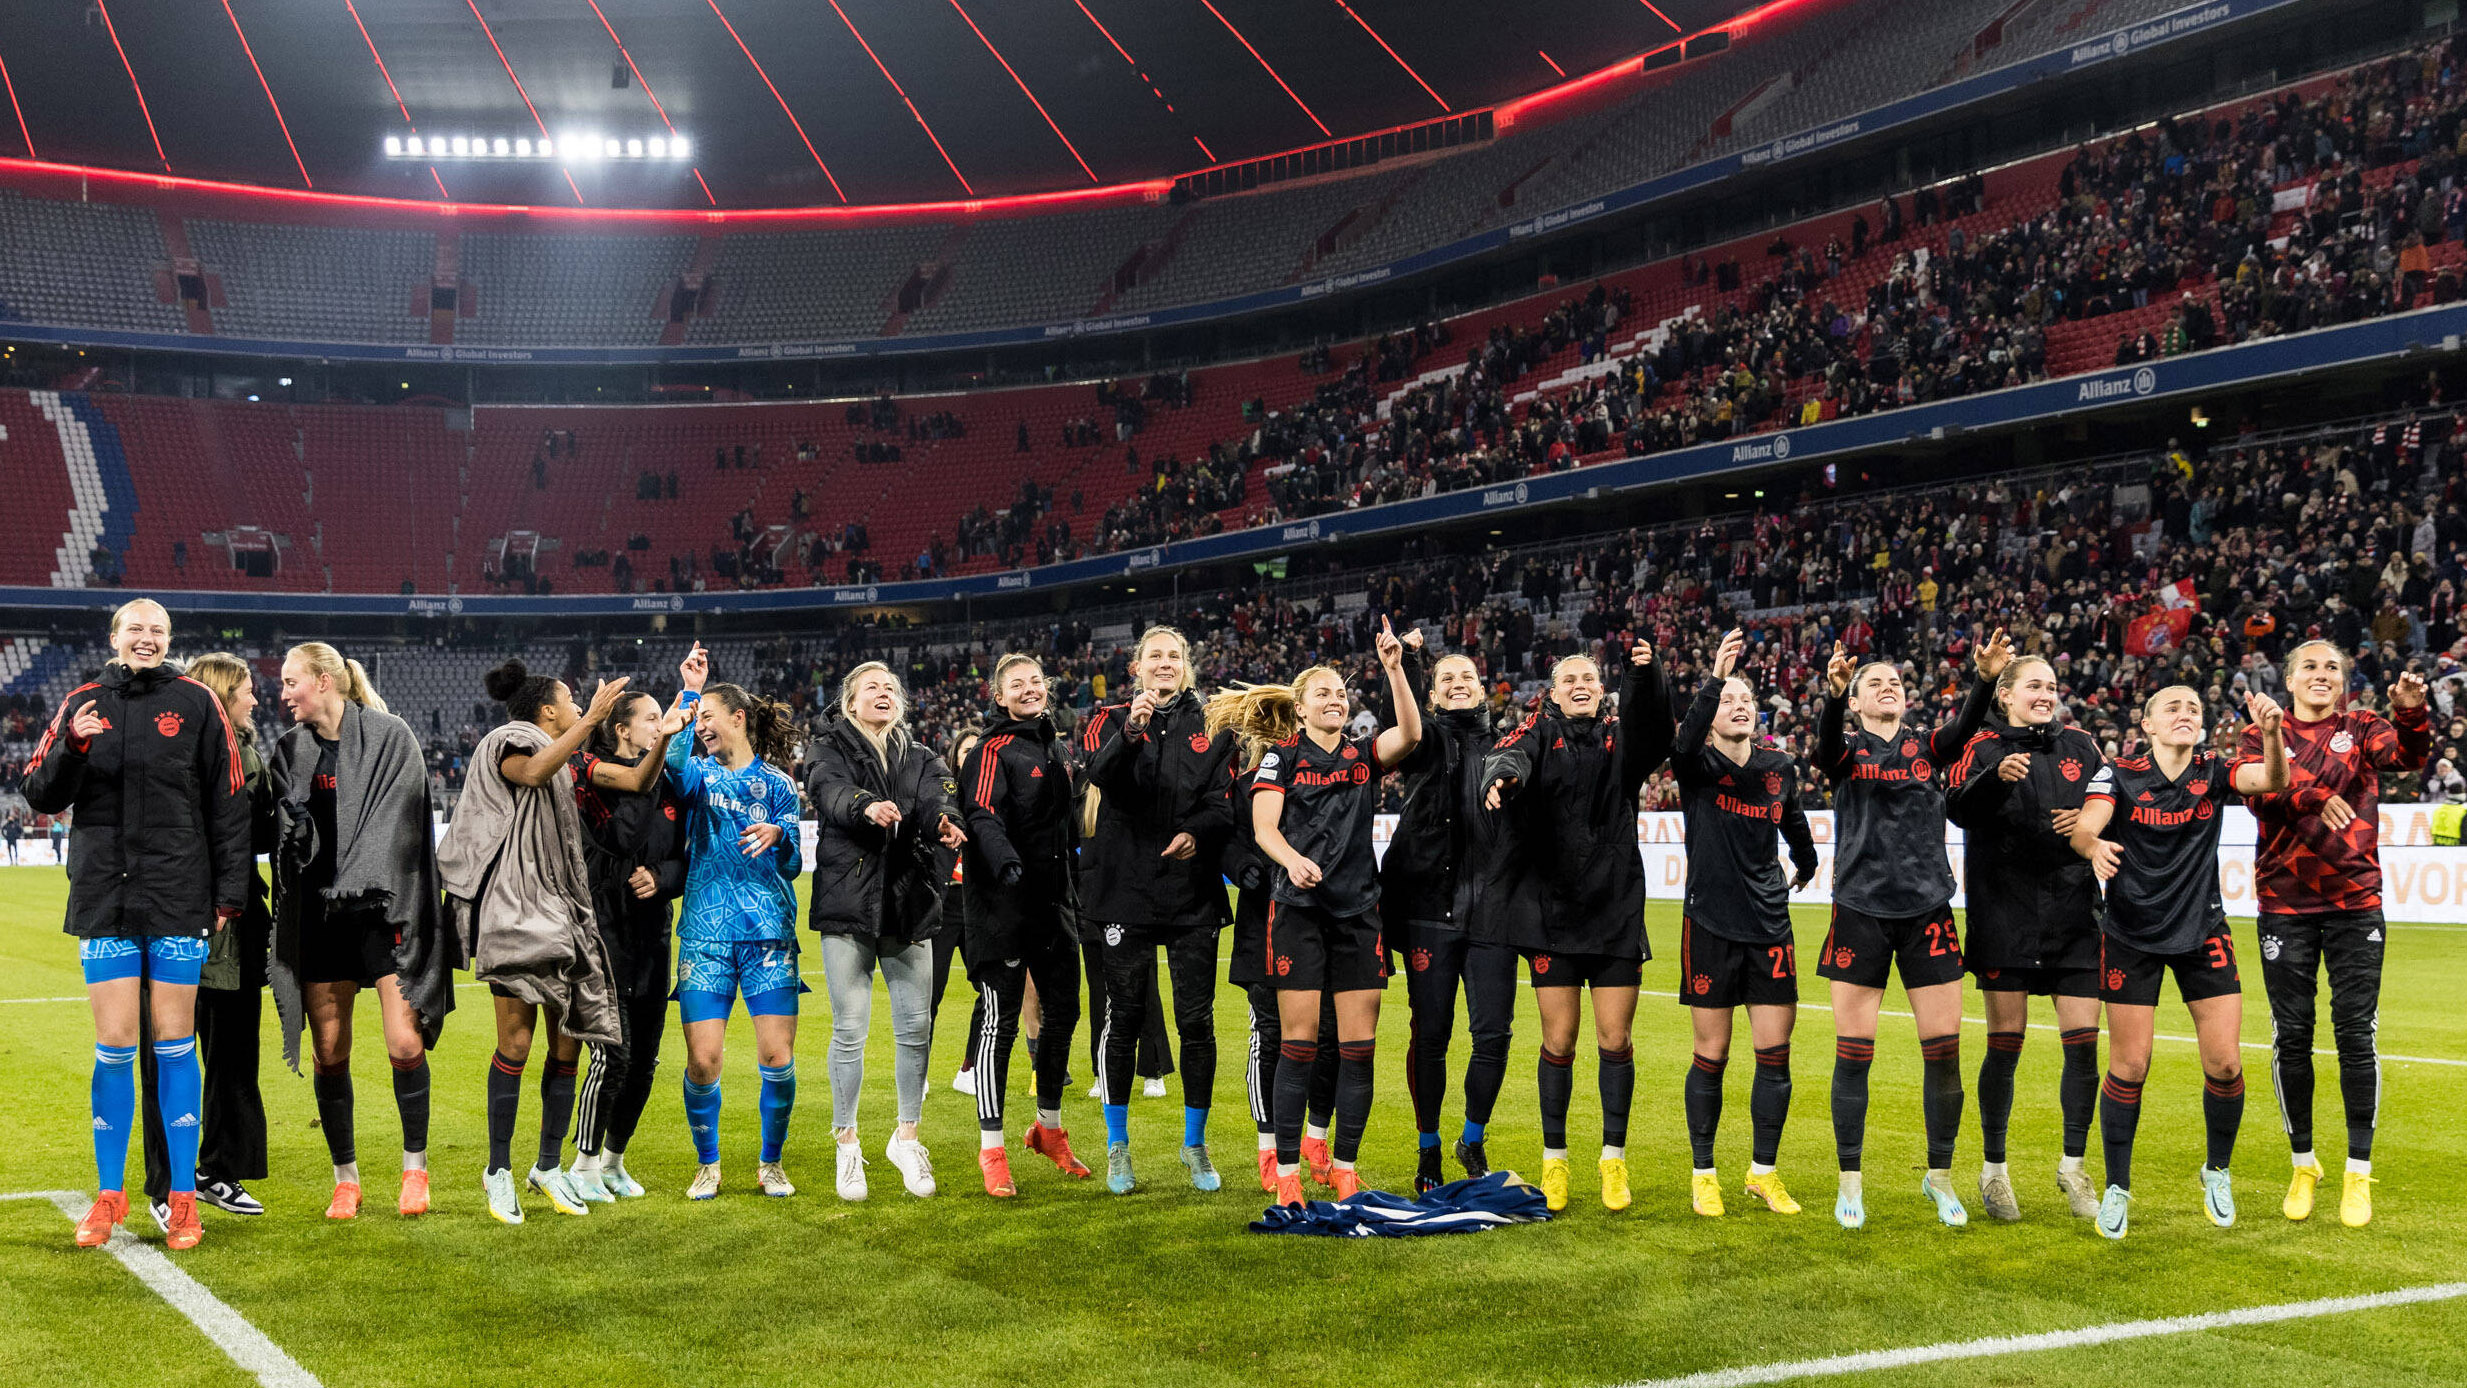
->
[1078,691,1235,931]
[24,661,251,939]
[806,717,960,944]
[957,712,1080,966]
[1945,719,2105,972]
[1378,650,1500,929]
[1470,661,1672,957]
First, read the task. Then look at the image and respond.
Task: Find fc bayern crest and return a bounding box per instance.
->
[2059,757,2083,781]
[2330,730,2355,754]
[1901,740,1919,758]
[1189,734,1209,753]
[2187,780,2208,798]
[1764,771,1782,796]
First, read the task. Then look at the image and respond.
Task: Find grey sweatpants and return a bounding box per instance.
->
[818,933,934,1131]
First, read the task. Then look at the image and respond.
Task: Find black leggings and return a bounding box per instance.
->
[1082,938,1170,1081]
[1100,927,1217,1108]
[1398,920,1516,1136]
[2259,910,2385,1162]
[576,991,669,1157]
[971,930,1082,1132]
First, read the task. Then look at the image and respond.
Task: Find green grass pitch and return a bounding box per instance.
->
[2,868,2464,1387]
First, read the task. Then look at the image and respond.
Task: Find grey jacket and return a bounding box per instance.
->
[436,721,619,1045]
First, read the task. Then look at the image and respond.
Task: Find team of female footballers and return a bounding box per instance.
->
[34,600,2422,1244]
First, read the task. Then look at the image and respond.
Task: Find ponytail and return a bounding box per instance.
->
[705,682,803,767]
[483,659,558,724]
[1204,663,1340,766]
[289,642,391,716]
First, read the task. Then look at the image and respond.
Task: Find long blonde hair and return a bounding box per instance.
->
[1204,664,1342,766]
[1132,626,1196,695]
[184,652,256,745]
[287,641,389,715]
[838,660,909,768]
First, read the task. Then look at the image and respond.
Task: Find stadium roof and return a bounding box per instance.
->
[0,0,1779,212]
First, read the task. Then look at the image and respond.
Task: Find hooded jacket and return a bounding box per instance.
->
[1078,690,1235,931]
[1944,719,2104,972]
[957,712,1081,966]
[23,660,251,939]
[1471,660,1672,958]
[1378,648,1501,929]
[805,716,961,944]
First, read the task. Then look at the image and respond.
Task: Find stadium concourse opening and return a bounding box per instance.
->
[7,3,2467,1386]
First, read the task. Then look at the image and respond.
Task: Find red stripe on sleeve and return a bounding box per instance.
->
[973,735,1013,809]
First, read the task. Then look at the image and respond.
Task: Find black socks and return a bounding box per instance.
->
[486,1051,525,1175]
[1684,1053,1727,1169]
[1977,1031,2023,1164]
[1831,1036,1873,1172]
[1750,1044,1790,1167]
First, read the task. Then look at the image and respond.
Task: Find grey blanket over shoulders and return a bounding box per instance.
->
[270,701,458,1072]
[436,721,619,1045]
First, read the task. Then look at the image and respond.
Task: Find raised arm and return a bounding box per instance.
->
[590,700,684,795]
[21,690,102,815]
[1371,617,1422,770]
[2230,693,2290,795]
[1817,644,1856,784]
[503,678,629,788]
[1082,702,1146,795]
[2374,672,2434,770]
[1617,641,1674,795]
[1930,627,2010,761]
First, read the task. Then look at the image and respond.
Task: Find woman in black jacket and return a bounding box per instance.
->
[567,690,688,1204]
[807,662,966,1202]
[1945,652,2107,1222]
[1477,640,1671,1214]
[958,653,1091,1197]
[1381,632,1515,1193]
[26,599,250,1252]
[1080,626,1235,1195]
[136,652,278,1223]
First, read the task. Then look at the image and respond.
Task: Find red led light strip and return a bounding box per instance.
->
[826,0,972,196]
[1638,0,1685,32]
[463,0,553,143]
[0,48,31,159]
[0,156,1165,225]
[342,0,447,199]
[219,0,312,188]
[1073,0,1139,67]
[1328,0,1447,112]
[1537,48,1565,77]
[92,0,169,172]
[1198,0,1330,137]
[947,0,1097,183]
[707,0,846,203]
[581,0,716,207]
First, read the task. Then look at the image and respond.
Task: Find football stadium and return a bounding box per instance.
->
[4,0,2467,1383]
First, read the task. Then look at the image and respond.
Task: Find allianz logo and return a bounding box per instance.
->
[1728,432,1793,464]
[1480,482,1530,508]
[2077,366,2159,402]
[996,573,1032,590]
[1280,519,1324,542]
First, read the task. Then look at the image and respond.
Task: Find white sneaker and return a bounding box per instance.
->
[758,1160,797,1198]
[949,1068,977,1097]
[1143,1077,1168,1099]
[1087,1080,1105,1100]
[886,1135,936,1197]
[687,1162,722,1200]
[834,1142,867,1201]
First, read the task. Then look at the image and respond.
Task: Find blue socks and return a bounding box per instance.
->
[1419,1130,1441,1149]
[684,1077,722,1164]
[1103,1103,1130,1145]
[154,1036,202,1193]
[1184,1106,1209,1149]
[1460,1119,1486,1145]
[91,1044,137,1192]
[757,1063,795,1163]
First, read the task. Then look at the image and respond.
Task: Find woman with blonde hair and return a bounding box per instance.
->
[1081,626,1235,1194]
[270,640,454,1221]
[1217,619,1418,1205]
[806,660,967,1201]
[27,598,249,1250]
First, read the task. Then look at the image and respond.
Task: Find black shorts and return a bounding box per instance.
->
[1263,900,1386,993]
[2101,923,2240,1007]
[1970,963,2101,998]
[1816,903,1964,991]
[1526,950,1642,990]
[301,912,398,988]
[1676,918,1797,1008]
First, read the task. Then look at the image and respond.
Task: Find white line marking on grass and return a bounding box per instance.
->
[1612,1282,2467,1388]
[0,1190,323,1388]
[1638,992,2467,1068]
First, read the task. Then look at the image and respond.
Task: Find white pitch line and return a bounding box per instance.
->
[1637,991,2467,1068]
[1611,1281,2467,1388]
[0,1190,322,1388]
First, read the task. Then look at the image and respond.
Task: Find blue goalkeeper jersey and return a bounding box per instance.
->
[665,733,802,944]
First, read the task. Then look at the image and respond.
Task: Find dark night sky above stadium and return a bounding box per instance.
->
[0,0,1774,208]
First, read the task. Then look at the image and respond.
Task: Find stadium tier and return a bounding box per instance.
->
[3,34,2458,608]
[0,0,2260,353]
